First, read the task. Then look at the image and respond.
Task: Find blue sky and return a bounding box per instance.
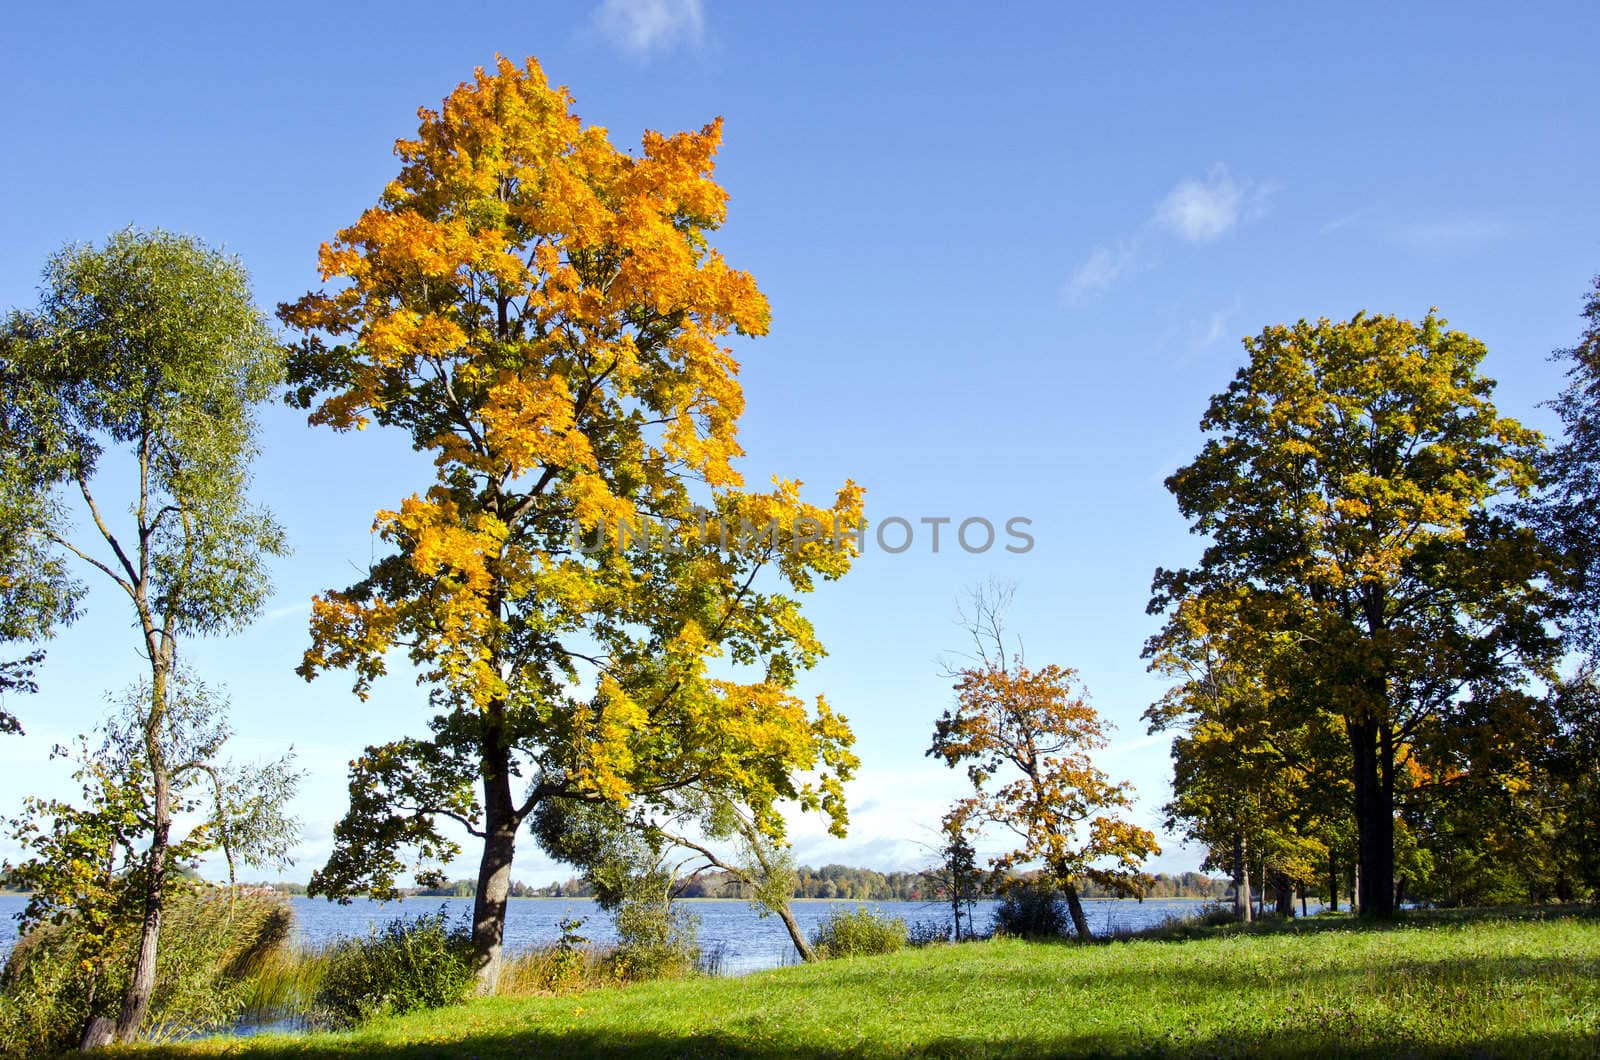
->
[2,1,1596,884]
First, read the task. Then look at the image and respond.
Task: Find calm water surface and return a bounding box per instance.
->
[0,893,1231,974]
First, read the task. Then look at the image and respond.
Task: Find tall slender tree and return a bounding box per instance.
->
[4,674,299,1044]
[0,229,287,1042]
[280,57,862,988]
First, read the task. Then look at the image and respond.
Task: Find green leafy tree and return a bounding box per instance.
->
[1547,664,1600,895]
[529,798,699,980]
[0,652,42,736]
[3,676,298,1045]
[0,229,287,1041]
[927,804,985,941]
[1154,311,1559,917]
[1145,587,1352,918]
[0,390,79,733]
[1404,677,1595,906]
[645,790,819,962]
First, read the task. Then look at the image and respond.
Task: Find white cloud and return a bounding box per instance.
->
[594,0,705,57]
[1318,204,1377,235]
[1064,165,1271,303]
[1154,166,1253,243]
[1195,307,1231,348]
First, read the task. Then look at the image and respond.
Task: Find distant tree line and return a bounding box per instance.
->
[247,868,1228,903]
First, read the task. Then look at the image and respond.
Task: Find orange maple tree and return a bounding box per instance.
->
[280,56,863,986]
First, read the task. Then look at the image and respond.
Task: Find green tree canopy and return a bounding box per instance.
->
[1152,310,1558,917]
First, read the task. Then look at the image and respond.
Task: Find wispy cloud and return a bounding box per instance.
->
[1064,240,1141,300]
[1318,204,1379,236]
[1319,204,1518,251]
[1064,165,1271,303]
[594,0,705,57]
[1392,212,1518,251]
[1193,305,1234,349]
[1153,167,1258,243]
[260,600,311,625]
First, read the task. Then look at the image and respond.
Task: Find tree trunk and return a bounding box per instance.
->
[1274,872,1294,918]
[1256,849,1266,920]
[1349,715,1396,918]
[112,664,171,1044]
[1233,834,1253,924]
[112,798,169,1042]
[79,1019,115,1051]
[472,734,518,993]
[1376,724,1397,915]
[775,902,816,962]
[1327,853,1338,912]
[1062,882,1092,940]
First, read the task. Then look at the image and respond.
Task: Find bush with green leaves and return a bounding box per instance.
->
[605,884,701,982]
[808,906,907,959]
[532,797,700,983]
[0,887,291,1055]
[992,881,1072,939]
[312,910,475,1026]
[907,919,954,947]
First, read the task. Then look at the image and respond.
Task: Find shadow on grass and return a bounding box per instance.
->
[128,1024,1600,1059]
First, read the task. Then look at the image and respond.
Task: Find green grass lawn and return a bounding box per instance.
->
[127,910,1600,1059]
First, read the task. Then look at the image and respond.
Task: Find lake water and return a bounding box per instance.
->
[0,893,1232,973]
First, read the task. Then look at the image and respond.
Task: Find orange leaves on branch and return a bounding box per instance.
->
[291,55,768,494]
[929,597,1159,899]
[475,372,594,477]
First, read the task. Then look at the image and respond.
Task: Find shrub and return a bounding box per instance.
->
[907,919,953,947]
[606,894,700,983]
[542,917,592,992]
[992,882,1072,939]
[312,909,475,1027]
[1194,902,1240,928]
[809,906,907,959]
[0,887,292,1055]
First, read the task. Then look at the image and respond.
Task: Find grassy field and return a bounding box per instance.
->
[123,909,1600,1059]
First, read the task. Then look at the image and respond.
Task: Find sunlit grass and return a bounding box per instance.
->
[118,906,1600,1058]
